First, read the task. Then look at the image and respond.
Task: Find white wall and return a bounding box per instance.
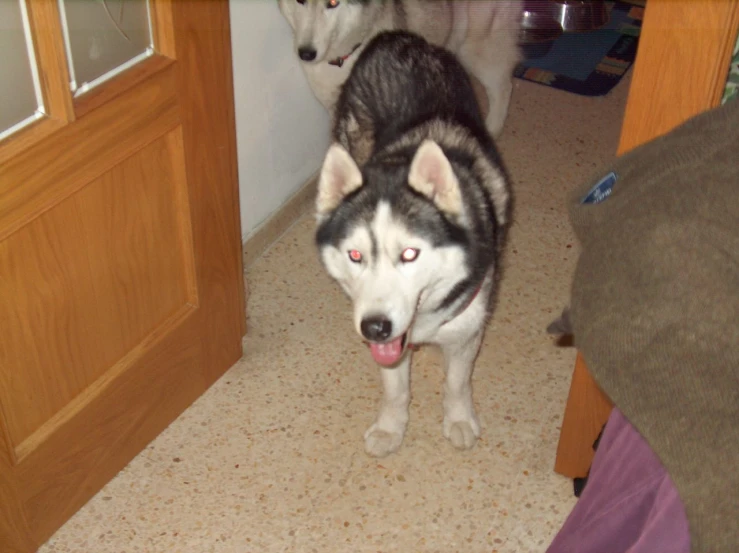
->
[229,0,330,240]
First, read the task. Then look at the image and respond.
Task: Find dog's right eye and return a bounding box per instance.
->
[348,250,363,263]
[296,0,306,4]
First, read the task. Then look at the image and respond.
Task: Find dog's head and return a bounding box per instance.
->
[277,0,374,64]
[315,141,478,367]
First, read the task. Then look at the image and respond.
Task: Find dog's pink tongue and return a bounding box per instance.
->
[369,336,405,367]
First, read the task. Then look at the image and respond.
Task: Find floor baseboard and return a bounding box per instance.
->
[242,174,318,270]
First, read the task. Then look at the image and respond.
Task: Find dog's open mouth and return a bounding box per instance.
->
[367,333,407,367]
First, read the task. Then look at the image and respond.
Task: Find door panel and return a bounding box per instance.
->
[0,128,196,455]
[0,1,245,550]
[0,60,179,240]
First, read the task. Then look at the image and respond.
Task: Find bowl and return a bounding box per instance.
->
[519,9,564,59]
[549,0,609,32]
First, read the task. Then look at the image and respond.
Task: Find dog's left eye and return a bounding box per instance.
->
[348,249,363,263]
[400,248,420,263]
[326,0,340,8]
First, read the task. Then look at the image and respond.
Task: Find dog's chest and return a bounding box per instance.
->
[409,307,459,345]
[410,290,490,346]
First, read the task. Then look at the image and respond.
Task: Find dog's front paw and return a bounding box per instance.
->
[443,416,480,450]
[364,424,404,458]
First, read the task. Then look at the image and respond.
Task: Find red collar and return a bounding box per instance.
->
[328,43,361,67]
[442,280,484,325]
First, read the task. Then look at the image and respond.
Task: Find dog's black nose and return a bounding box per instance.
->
[361,316,393,342]
[298,46,317,61]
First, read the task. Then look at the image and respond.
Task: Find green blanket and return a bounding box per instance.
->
[564,98,739,552]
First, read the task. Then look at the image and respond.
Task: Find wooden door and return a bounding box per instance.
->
[554,0,739,479]
[0,1,245,551]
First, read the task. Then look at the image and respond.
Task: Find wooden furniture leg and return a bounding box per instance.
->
[555,353,613,478]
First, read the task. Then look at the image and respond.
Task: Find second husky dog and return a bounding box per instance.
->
[315,31,511,457]
[277,0,522,137]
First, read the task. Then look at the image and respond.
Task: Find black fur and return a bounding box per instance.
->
[317,30,510,315]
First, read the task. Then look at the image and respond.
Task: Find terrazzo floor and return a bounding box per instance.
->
[40,74,630,553]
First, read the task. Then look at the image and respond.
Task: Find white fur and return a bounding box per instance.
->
[277,0,523,137]
[320,198,494,457]
[408,140,464,216]
[316,143,363,214]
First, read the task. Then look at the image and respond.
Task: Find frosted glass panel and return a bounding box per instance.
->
[59,0,153,94]
[0,0,43,138]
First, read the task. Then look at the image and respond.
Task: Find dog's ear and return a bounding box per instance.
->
[408,140,463,215]
[316,143,363,215]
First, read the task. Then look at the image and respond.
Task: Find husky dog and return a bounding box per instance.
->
[315,31,511,457]
[277,0,522,137]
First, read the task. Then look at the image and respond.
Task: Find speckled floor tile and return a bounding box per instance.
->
[39,75,630,553]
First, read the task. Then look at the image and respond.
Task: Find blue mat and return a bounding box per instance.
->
[515,0,644,96]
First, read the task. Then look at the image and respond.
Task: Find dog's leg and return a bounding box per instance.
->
[459,46,517,138]
[455,1,522,137]
[441,331,483,449]
[364,354,411,457]
[482,67,514,139]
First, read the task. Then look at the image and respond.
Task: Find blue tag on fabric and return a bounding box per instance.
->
[581,171,617,205]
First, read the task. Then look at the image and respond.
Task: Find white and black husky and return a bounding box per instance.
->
[277,0,522,137]
[315,31,511,458]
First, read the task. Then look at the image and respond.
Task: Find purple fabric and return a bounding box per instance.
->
[547,408,691,553]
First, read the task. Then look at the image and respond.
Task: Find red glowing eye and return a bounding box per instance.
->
[400,248,420,262]
[348,249,363,263]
